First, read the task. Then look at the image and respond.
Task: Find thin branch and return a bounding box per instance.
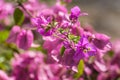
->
[17,2,33,18]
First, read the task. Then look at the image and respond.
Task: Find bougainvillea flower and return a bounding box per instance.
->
[69,6,88,22]
[31,16,48,27]
[43,37,62,53]
[11,51,44,80]
[0,1,13,19]
[37,26,55,36]
[59,48,78,72]
[16,29,33,50]
[53,3,67,15]
[112,40,120,54]
[93,33,111,49]
[71,21,84,36]
[111,52,120,68]
[73,36,97,64]
[53,3,68,22]
[0,70,9,80]
[32,15,55,36]
[11,51,70,80]
[94,60,107,72]
[7,26,21,43]
[69,6,80,21]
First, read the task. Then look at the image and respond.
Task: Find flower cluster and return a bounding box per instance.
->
[1,0,119,80]
[31,1,111,71]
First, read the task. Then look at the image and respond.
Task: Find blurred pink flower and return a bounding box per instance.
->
[7,26,21,43]
[16,29,33,50]
[7,26,33,50]
[11,51,72,80]
[0,70,9,80]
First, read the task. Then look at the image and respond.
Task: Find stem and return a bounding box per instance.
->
[53,34,66,41]
[17,2,33,18]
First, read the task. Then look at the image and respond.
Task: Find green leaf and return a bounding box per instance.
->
[68,34,75,40]
[0,45,14,72]
[0,30,9,43]
[60,46,66,56]
[74,60,84,78]
[68,34,80,43]
[14,8,24,26]
[108,50,114,57]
